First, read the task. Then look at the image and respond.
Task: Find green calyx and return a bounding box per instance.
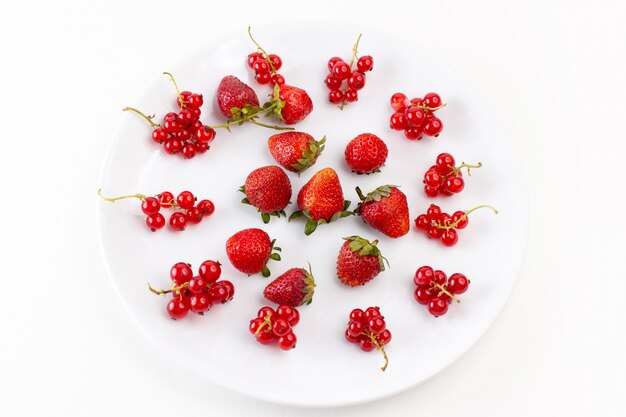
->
[343,235,389,271]
[354,185,399,215]
[262,239,282,278]
[300,263,316,305]
[239,185,288,224]
[291,136,326,173]
[288,200,353,235]
[265,84,286,122]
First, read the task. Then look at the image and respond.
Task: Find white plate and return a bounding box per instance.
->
[97,22,528,407]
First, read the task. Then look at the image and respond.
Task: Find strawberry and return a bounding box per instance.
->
[267,132,326,174]
[240,166,292,223]
[289,167,352,235]
[354,185,410,238]
[225,228,281,277]
[266,84,313,125]
[336,236,388,287]
[216,75,260,118]
[263,265,316,307]
[344,133,388,174]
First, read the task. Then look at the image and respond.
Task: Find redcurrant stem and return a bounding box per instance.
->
[444,162,482,179]
[420,102,447,112]
[362,331,388,371]
[431,282,460,303]
[98,188,146,202]
[123,107,161,129]
[163,72,185,108]
[247,26,277,73]
[339,33,363,110]
[433,204,499,230]
[254,314,273,336]
[208,103,293,131]
[148,282,188,296]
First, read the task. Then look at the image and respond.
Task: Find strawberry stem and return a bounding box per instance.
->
[122,107,161,129]
[98,188,146,202]
[208,102,293,131]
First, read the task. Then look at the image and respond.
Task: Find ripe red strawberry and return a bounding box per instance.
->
[240,166,292,223]
[267,132,326,174]
[225,228,281,277]
[336,236,388,287]
[344,133,388,174]
[355,185,410,238]
[216,75,260,118]
[263,265,316,307]
[289,167,352,235]
[269,84,313,125]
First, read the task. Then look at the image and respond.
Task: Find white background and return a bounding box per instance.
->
[0,0,624,415]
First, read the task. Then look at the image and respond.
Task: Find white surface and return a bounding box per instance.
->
[0,0,624,415]
[97,22,527,407]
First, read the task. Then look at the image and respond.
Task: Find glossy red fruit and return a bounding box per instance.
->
[414,286,436,305]
[176,191,195,209]
[190,293,212,314]
[452,211,468,229]
[198,260,221,283]
[356,55,374,72]
[219,280,235,301]
[268,54,282,70]
[349,308,365,323]
[356,185,410,238]
[253,59,270,74]
[141,197,160,215]
[255,72,271,85]
[327,57,344,72]
[208,283,229,304]
[359,337,375,352]
[277,85,313,125]
[256,329,276,345]
[288,308,299,326]
[448,273,469,294]
[277,332,297,350]
[325,75,342,90]
[415,214,430,230]
[344,89,358,102]
[344,133,388,174]
[423,92,442,108]
[347,72,366,90]
[390,112,407,130]
[367,317,386,334]
[445,176,465,193]
[428,297,449,316]
[441,229,459,246]
[247,52,264,68]
[152,128,168,144]
[182,143,197,159]
[378,329,392,345]
[163,138,183,154]
[146,212,165,231]
[263,267,316,307]
[167,298,190,320]
[406,106,427,127]
[426,204,442,221]
[276,305,296,322]
[159,191,175,207]
[332,61,351,80]
[257,306,275,320]
[424,116,443,136]
[347,320,364,337]
[216,75,260,118]
[249,318,264,334]
[197,199,215,216]
[267,131,325,174]
[424,169,443,188]
[345,329,360,343]
[404,126,423,140]
[414,265,435,287]
[390,92,408,111]
[271,318,291,337]
[196,126,216,143]
[328,89,344,104]
[364,306,381,320]
[169,212,188,231]
[270,73,285,86]
[170,262,193,285]
[424,185,439,197]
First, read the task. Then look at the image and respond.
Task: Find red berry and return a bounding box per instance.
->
[414,266,434,287]
[426,205,442,221]
[219,280,235,301]
[159,191,175,208]
[170,262,193,285]
[436,153,455,174]
[367,317,386,334]
[404,126,423,140]
[268,54,282,71]
[208,283,229,303]
[428,297,448,316]
[332,61,351,80]
[163,138,183,154]
[414,286,436,305]
[162,117,180,134]
[364,306,381,320]
[256,329,275,345]
[347,72,366,90]
[347,320,364,337]
[249,318,264,334]
[257,306,275,320]
[327,57,344,72]
[390,92,408,111]
[406,106,427,127]
[176,128,192,142]
[196,142,209,154]
[415,214,430,230]
[169,212,188,231]
[448,273,469,294]
[424,185,439,197]
[288,308,299,325]
[187,93,203,109]
[389,112,407,130]
[445,176,465,193]
[452,211,468,229]
[356,55,374,72]
[196,126,216,143]
[433,269,447,285]
[187,277,207,294]
[276,305,296,322]
[176,191,195,209]
[344,89,358,102]
[349,308,365,323]
[141,197,160,215]
[145,212,165,231]
[424,116,443,136]
[167,298,190,320]
[178,109,194,127]
[197,199,215,216]
[178,91,192,108]
[427,226,443,239]
[328,89,344,104]
[190,107,201,120]
[424,170,443,188]
[247,52,264,68]
[345,328,359,343]
[253,59,270,74]
[198,260,221,283]
[186,207,203,224]
[182,143,197,159]
[190,293,212,314]
[270,73,285,86]
[152,128,168,144]
[255,72,271,85]
[441,229,458,246]
[272,318,291,337]
[377,329,392,345]
[359,337,375,352]
[423,92,442,108]
[324,75,341,90]
[277,332,297,350]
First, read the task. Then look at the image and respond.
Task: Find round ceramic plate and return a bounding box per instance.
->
[97,22,527,407]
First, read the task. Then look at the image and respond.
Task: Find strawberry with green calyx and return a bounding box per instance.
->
[337,236,389,287]
[225,228,281,277]
[263,264,316,307]
[240,166,292,223]
[263,84,314,126]
[289,167,353,235]
[268,132,326,174]
[354,185,410,238]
